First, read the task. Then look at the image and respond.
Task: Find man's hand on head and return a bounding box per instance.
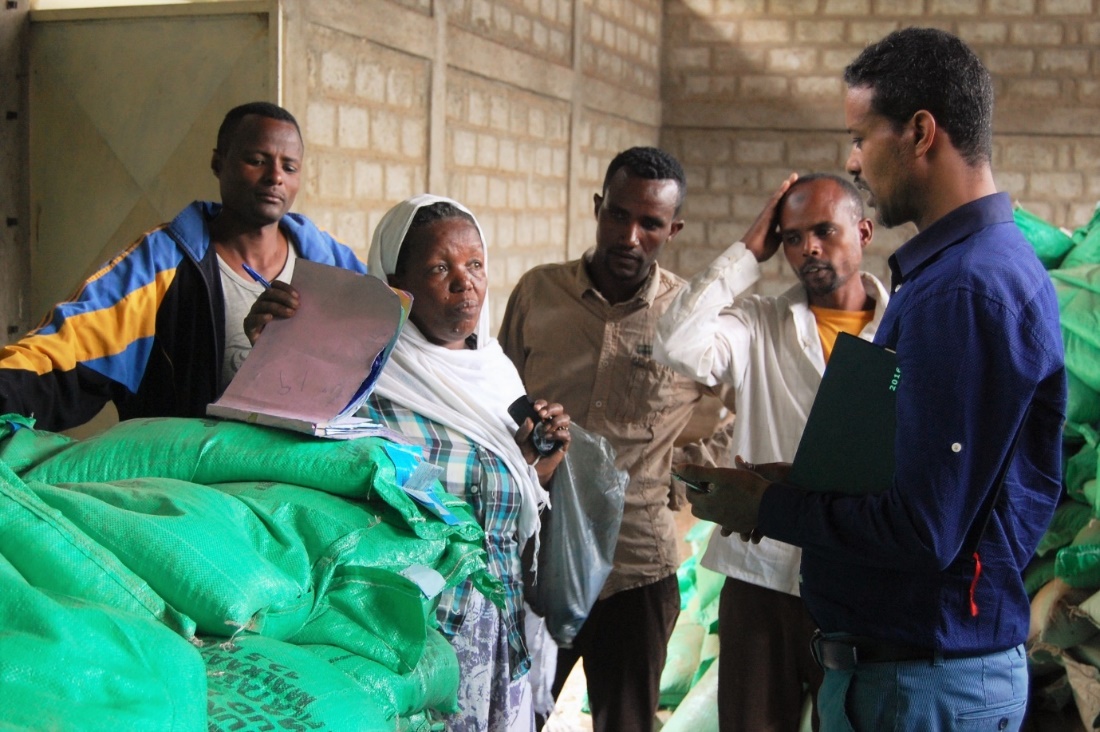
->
[742,172,799,263]
[244,280,300,345]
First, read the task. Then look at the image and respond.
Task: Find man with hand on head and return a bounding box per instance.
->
[0,101,365,432]
[655,172,888,731]
[499,146,733,732]
[681,28,1064,731]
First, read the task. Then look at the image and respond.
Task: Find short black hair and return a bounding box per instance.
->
[215,101,301,154]
[843,27,993,166]
[784,173,867,221]
[602,147,687,213]
[394,202,479,276]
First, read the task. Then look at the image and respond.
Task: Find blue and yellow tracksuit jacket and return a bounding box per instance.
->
[0,201,367,432]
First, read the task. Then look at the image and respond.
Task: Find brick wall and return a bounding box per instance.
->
[10,2,1091,334]
[446,69,572,325]
[286,0,1100,306]
[661,127,910,293]
[663,0,1100,291]
[1,2,30,340]
[282,0,662,331]
[448,0,574,67]
[299,23,432,262]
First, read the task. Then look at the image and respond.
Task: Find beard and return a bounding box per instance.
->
[875,197,908,229]
[799,259,839,297]
[862,178,914,230]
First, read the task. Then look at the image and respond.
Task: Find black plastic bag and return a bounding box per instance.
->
[522,424,627,647]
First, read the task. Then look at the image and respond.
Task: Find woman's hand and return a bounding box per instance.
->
[514,399,571,486]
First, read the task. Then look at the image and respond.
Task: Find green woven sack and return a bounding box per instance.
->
[0,553,207,732]
[1064,433,1099,504]
[20,417,483,544]
[1014,205,1075,269]
[202,635,393,732]
[1,419,488,728]
[397,714,442,732]
[660,660,720,732]
[1055,544,1100,589]
[290,566,433,673]
[690,564,725,633]
[0,414,75,473]
[690,632,720,689]
[1073,204,1100,242]
[1062,205,1100,269]
[658,620,705,707]
[1051,266,1100,397]
[1036,500,1094,557]
[1024,555,1057,597]
[0,462,192,636]
[214,480,493,608]
[24,476,495,650]
[1066,372,1100,428]
[31,478,313,639]
[307,628,460,719]
[1054,521,1100,589]
[676,554,698,610]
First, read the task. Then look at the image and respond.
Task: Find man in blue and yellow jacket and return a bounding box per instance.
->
[0,102,366,432]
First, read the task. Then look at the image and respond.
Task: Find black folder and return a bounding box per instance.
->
[786,332,898,494]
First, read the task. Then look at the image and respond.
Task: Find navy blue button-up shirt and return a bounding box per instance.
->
[760,193,1066,655]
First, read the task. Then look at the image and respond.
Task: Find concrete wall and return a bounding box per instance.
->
[281,0,663,328]
[1,1,30,341]
[662,0,1100,293]
[5,0,1098,332]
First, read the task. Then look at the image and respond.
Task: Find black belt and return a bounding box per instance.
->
[810,630,939,670]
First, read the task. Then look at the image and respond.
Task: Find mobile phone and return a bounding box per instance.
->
[672,470,712,494]
[508,395,562,457]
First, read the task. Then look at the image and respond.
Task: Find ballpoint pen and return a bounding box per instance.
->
[671,470,712,494]
[241,262,272,289]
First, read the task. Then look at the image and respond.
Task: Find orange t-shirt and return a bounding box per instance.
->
[811,305,875,362]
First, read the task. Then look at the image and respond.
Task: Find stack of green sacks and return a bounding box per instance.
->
[0,414,499,731]
[658,520,723,730]
[656,521,814,732]
[1015,203,1100,729]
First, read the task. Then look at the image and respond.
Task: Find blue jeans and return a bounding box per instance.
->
[818,644,1028,731]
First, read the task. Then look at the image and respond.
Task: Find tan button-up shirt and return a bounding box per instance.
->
[499,253,718,598]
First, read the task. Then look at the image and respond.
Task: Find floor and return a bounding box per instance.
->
[540,664,593,732]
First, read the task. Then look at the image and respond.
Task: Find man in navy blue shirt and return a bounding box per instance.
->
[681,27,1065,730]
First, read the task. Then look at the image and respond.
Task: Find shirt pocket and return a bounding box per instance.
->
[613,355,698,427]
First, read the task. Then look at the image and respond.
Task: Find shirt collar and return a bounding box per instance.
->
[887,192,1013,291]
[577,248,663,306]
[781,271,890,343]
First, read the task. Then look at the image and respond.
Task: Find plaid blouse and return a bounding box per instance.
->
[365,394,529,677]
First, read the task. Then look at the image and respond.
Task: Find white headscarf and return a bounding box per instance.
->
[368,194,547,545]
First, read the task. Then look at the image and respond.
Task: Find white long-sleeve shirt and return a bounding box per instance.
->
[654,242,889,595]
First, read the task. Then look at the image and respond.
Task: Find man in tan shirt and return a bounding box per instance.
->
[500,146,726,732]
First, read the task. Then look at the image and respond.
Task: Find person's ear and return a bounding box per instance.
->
[387,272,403,289]
[593,193,603,220]
[858,217,873,249]
[211,149,222,178]
[668,219,685,241]
[911,110,936,159]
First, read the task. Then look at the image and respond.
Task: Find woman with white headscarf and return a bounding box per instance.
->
[362,194,571,732]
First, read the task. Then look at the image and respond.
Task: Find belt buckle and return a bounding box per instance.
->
[810,630,858,671]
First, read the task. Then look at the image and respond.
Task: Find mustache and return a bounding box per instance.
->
[799,259,835,277]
